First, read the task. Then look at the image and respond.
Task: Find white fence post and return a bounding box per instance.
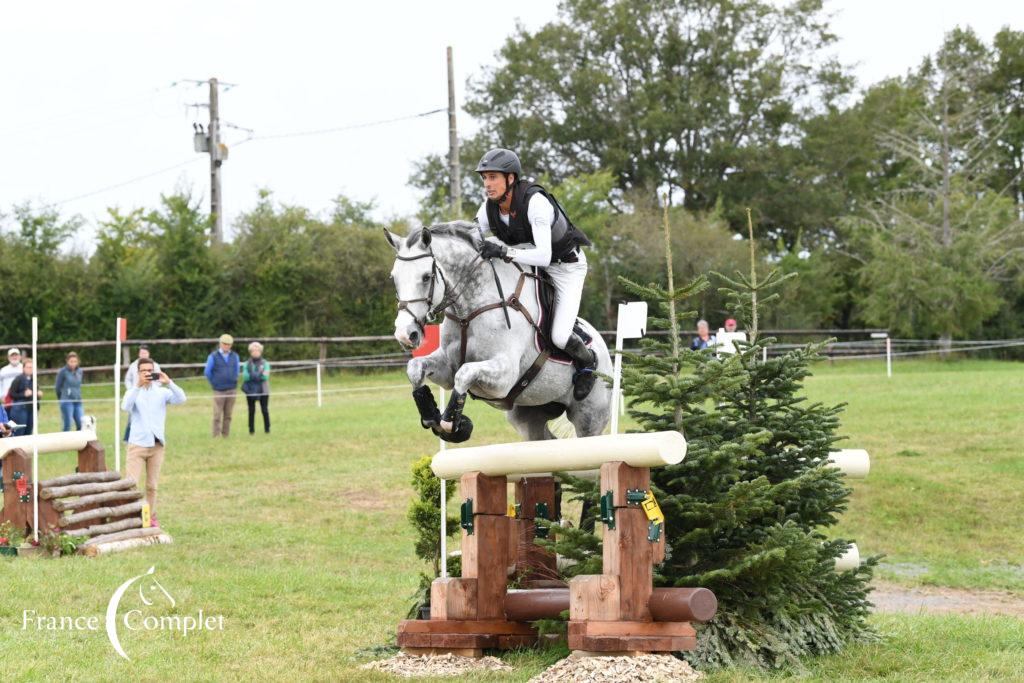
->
[611,302,647,435]
[871,332,891,378]
[114,318,123,473]
[440,386,447,579]
[886,337,892,378]
[31,317,39,542]
[316,362,323,407]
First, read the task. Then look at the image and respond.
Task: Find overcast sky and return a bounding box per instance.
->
[1,1,1018,248]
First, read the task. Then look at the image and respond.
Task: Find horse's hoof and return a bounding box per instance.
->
[439,420,454,433]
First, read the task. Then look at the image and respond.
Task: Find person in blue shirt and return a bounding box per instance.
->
[0,402,14,437]
[690,319,717,351]
[54,351,84,431]
[121,357,186,528]
[204,333,240,438]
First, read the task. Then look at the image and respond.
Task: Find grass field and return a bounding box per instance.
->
[0,358,1022,681]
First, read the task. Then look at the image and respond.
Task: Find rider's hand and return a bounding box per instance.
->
[480,241,507,261]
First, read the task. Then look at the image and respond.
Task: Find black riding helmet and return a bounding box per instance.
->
[476,148,521,204]
[475,148,522,176]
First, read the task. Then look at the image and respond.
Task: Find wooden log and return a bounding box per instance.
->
[41,477,136,500]
[60,501,145,527]
[649,587,718,623]
[64,517,141,538]
[82,525,163,546]
[38,470,119,489]
[504,588,569,622]
[79,532,173,557]
[51,489,143,512]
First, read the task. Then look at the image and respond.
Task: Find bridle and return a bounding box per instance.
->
[394,241,482,331]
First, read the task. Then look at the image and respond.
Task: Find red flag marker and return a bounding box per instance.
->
[411,324,440,358]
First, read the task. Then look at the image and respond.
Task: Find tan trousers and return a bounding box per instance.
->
[126,443,165,514]
[212,389,237,437]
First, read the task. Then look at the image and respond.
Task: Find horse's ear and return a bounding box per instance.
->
[421,229,432,248]
[383,228,401,251]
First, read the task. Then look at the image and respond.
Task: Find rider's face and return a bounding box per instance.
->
[481,171,512,201]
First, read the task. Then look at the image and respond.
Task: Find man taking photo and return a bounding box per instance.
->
[121,358,186,528]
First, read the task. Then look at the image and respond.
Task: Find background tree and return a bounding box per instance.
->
[458,0,850,245]
[847,28,1024,347]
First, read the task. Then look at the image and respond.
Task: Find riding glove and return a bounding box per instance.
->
[480,240,508,261]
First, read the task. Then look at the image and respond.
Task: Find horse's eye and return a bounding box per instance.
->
[422,273,431,283]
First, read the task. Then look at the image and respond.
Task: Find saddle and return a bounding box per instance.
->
[532,269,593,365]
[447,265,593,410]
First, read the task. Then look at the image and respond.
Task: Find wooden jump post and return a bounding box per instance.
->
[0,431,172,555]
[396,432,719,656]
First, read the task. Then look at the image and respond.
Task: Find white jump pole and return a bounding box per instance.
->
[439,386,447,579]
[114,317,123,473]
[316,362,323,407]
[31,317,39,542]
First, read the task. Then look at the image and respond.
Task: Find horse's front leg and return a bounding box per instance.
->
[439,355,517,433]
[407,350,454,430]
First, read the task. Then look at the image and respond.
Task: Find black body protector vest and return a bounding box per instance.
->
[485,180,592,262]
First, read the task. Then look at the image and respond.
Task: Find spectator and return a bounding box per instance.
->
[55,352,84,431]
[204,334,240,438]
[8,358,41,436]
[0,348,23,404]
[690,319,717,351]
[124,345,161,389]
[242,341,271,435]
[122,358,186,528]
[724,318,738,333]
[0,401,14,437]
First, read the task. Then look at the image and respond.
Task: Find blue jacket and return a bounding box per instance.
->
[55,366,84,402]
[204,350,240,391]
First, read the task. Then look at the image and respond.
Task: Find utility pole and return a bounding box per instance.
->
[208,77,224,244]
[447,47,460,218]
[186,76,234,244]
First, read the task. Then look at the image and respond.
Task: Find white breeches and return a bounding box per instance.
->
[545,250,588,349]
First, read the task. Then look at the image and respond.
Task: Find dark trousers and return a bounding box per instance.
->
[10,405,33,436]
[246,394,270,433]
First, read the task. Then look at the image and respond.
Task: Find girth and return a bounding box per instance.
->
[445,267,550,409]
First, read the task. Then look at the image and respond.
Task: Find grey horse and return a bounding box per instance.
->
[386,221,612,442]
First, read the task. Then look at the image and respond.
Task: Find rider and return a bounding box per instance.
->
[474,148,598,400]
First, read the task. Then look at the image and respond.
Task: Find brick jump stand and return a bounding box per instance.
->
[396,432,718,657]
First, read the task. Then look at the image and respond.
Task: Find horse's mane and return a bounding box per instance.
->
[405,221,482,250]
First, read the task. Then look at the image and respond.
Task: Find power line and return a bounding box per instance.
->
[46,106,447,207]
[52,158,203,206]
[233,107,446,146]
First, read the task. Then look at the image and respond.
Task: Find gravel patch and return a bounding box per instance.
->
[528,652,703,682]
[361,652,512,678]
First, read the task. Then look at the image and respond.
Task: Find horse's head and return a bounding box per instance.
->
[384,222,483,350]
[385,227,436,349]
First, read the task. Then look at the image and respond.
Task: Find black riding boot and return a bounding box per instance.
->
[563,333,598,401]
